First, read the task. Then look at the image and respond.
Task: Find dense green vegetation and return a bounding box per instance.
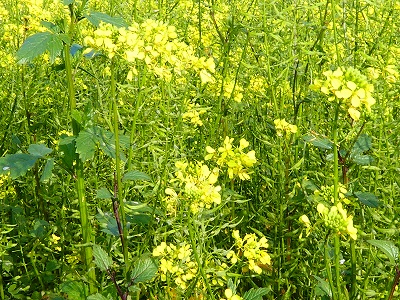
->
[1,0,400,299]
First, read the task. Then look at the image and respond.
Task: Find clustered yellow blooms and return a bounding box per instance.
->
[273,119,298,137]
[0,174,15,200]
[311,67,376,121]
[83,20,215,83]
[220,288,243,300]
[205,137,256,180]
[163,161,221,214]
[182,100,207,127]
[152,242,197,290]
[49,234,61,252]
[227,230,271,274]
[300,184,357,240]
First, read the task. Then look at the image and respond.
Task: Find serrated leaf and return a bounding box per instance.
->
[354,191,380,208]
[0,154,39,179]
[313,275,332,298]
[61,281,87,300]
[28,144,52,157]
[367,240,399,265]
[131,257,158,284]
[93,244,113,271]
[243,287,270,300]
[40,21,60,33]
[40,158,54,182]
[87,293,109,300]
[351,134,372,155]
[16,32,63,64]
[123,170,152,182]
[75,130,96,161]
[303,133,333,150]
[84,11,128,28]
[96,187,113,199]
[352,154,374,165]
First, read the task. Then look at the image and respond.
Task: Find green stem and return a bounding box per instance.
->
[330,0,340,64]
[111,61,129,269]
[332,101,341,299]
[188,221,216,300]
[325,238,337,300]
[350,240,357,298]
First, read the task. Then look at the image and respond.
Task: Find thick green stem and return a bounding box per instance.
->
[332,102,341,299]
[111,62,129,269]
[64,29,96,293]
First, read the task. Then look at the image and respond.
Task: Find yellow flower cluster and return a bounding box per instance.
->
[273,119,298,137]
[220,288,243,300]
[316,202,358,240]
[0,174,16,200]
[227,230,271,274]
[182,100,207,127]
[205,137,256,180]
[163,161,221,214]
[84,20,215,83]
[314,183,349,204]
[152,242,197,290]
[311,67,376,121]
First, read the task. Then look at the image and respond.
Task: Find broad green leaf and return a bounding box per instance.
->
[28,144,52,157]
[131,257,158,284]
[352,154,374,165]
[303,133,333,150]
[243,287,270,300]
[84,12,128,28]
[63,0,74,4]
[354,192,380,208]
[313,275,332,298]
[30,219,49,238]
[87,294,110,300]
[70,43,83,56]
[351,133,372,155]
[367,240,399,265]
[0,153,39,179]
[75,130,96,161]
[96,212,120,236]
[61,281,87,300]
[16,32,63,64]
[123,170,152,182]
[40,21,60,33]
[40,158,54,182]
[93,244,113,271]
[96,187,113,199]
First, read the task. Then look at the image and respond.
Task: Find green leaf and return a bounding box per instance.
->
[87,294,110,300]
[96,212,120,236]
[354,191,380,208]
[40,158,54,182]
[63,0,74,4]
[61,281,87,300]
[351,133,372,155]
[123,170,152,182]
[84,12,128,28]
[303,133,333,150]
[28,144,52,157]
[16,32,63,64]
[352,154,374,165]
[96,187,113,199]
[93,244,113,271]
[131,256,158,284]
[0,153,39,179]
[30,219,49,238]
[313,275,332,298]
[367,240,399,265]
[75,130,97,161]
[243,287,270,300]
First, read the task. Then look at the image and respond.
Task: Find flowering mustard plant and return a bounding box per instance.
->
[152,242,198,290]
[220,288,243,300]
[84,20,215,83]
[163,161,221,214]
[227,230,271,274]
[273,119,298,137]
[205,137,256,180]
[311,67,376,121]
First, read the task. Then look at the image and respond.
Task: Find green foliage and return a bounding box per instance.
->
[93,244,113,272]
[367,240,399,265]
[130,256,158,284]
